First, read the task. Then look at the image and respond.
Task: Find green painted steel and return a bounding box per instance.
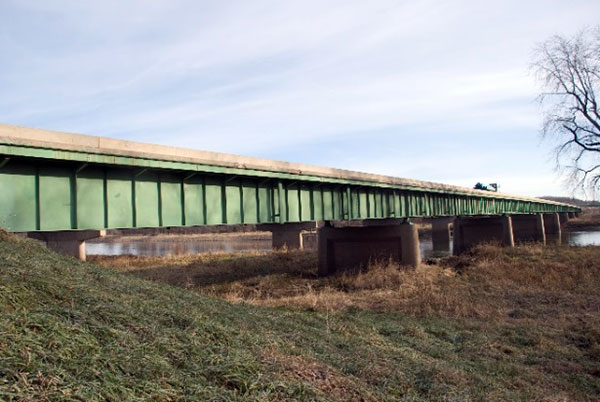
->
[0,163,37,231]
[135,170,160,228]
[39,166,73,231]
[107,169,134,229]
[0,146,581,232]
[77,168,105,229]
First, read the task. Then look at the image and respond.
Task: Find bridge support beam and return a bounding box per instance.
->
[453,216,514,254]
[568,212,576,219]
[258,222,320,250]
[431,217,455,251]
[511,214,546,244]
[317,221,420,276]
[27,230,106,261]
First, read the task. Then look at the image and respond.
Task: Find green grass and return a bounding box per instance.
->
[2,233,600,400]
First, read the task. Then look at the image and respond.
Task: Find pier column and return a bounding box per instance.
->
[27,230,106,261]
[317,221,420,276]
[431,217,454,251]
[511,214,546,244]
[543,213,561,236]
[453,216,514,255]
[568,212,576,219]
[559,212,569,224]
[258,222,320,250]
[543,213,562,245]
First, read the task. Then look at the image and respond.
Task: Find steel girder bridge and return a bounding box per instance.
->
[0,123,580,273]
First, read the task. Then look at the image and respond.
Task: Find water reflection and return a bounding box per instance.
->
[418,228,600,259]
[86,228,600,258]
[563,228,600,246]
[87,236,272,257]
[88,233,450,258]
[419,235,453,259]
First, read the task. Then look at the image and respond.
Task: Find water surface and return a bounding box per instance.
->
[563,227,600,246]
[87,235,272,257]
[86,228,600,258]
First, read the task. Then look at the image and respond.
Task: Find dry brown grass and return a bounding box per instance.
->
[91,249,313,287]
[92,249,467,316]
[566,207,600,228]
[92,242,600,330]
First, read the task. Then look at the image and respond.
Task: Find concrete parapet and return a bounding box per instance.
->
[317,223,420,276]
[27,230,106,261]
[431,217,455,251]
[453,216,514,254]
[511,214,546,244]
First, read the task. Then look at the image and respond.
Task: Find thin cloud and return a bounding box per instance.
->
[1,0,599,197]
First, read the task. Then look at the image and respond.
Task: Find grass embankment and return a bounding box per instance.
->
[3,234,600,400]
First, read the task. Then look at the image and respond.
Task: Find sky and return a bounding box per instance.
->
[1,1,600,198]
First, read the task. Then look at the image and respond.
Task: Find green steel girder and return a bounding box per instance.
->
[0,142,578,202]
[0,146,581,233]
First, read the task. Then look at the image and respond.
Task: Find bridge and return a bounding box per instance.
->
[0,123,580,274]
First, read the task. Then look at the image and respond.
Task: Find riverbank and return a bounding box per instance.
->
[4,232,600,400]
[93,243,600,317]
[565,207,600,229]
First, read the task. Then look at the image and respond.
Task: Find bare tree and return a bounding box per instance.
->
[533,27,600,195]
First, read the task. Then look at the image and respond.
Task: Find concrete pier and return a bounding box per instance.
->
[511,214,546,244]
[543,213,561,236]
[27,230,106,261]
[453,216,514,254]
[258,222,320,249]
[431,217,454,251]
[559,212,569,224]
[317,221,420,276]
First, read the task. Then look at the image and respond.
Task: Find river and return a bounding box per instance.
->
[86,228,600,258]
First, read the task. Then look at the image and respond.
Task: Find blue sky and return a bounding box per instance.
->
[2,1,600,197]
